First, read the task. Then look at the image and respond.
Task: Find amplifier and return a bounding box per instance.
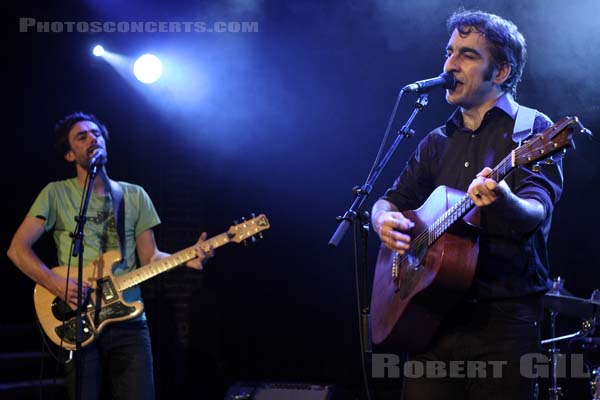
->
[225,381,334,400]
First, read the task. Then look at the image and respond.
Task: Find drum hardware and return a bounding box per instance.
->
[542,279,600,399]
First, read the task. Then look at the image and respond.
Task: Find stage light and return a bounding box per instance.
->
[133,54,163,84]
[92,45,105,57]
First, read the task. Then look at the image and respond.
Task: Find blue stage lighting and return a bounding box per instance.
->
[92,45,105,57]
[133,54,163,84]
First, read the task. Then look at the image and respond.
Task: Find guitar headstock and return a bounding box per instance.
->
[228,213,270,245]
[513,116,588,169]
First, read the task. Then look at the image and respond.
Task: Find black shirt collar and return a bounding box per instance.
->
[445,93,519,135]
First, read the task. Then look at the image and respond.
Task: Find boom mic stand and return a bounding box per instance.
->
[70,161,103,400]
[328,91,431,400]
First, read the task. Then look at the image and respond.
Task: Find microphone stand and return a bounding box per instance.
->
[70,162,102,400]
[328,92,429,248]
[328,92,430,400]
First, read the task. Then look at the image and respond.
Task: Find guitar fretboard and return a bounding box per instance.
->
[425,152,515,246]
[115,232,232,291]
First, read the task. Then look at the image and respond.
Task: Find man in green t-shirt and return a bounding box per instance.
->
[8,112,211,400]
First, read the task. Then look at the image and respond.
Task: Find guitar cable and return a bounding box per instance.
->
[28,159,97,398]
[39,171,93,368]
[32,192,82,396]
[33,235,81,398]
[33,190,84,398]
[34,311,70,400]
[34,239,77,363]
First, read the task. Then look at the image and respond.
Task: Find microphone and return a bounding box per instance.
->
[401,72,456,93]
[88,148,106,168]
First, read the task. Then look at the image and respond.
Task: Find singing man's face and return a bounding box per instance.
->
[443,28,502,110]
[64,120,106,168]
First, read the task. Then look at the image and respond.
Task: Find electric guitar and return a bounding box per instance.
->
[370,116,588,352]
[34,214,270,350]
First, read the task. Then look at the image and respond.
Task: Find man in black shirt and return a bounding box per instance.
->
[372,10,562,399]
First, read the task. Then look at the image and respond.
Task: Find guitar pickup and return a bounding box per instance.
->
[97,277,117,302]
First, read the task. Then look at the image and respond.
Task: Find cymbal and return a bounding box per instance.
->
[543,292,600,319]
[545,277,574,296]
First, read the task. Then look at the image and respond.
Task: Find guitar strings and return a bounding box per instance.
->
[395,156,504,264]
[392,137,545,267]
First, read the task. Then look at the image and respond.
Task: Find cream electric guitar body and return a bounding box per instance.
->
[34,214,270,350]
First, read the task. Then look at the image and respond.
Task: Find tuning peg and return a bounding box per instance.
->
[243,235,259,247]
[531,163,541,172]
[249,212,256,219]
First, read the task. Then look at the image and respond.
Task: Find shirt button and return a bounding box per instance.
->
[464,161,470,168]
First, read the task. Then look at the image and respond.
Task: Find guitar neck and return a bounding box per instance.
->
[115,232,233,291]
[427,152,515,245]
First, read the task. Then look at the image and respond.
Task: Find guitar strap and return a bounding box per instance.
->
[512,105,537,145]
[99,172,126,262]
[109,180,126,263]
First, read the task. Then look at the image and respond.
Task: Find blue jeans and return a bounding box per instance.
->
[402,295,543,400]
[64,320,155,400]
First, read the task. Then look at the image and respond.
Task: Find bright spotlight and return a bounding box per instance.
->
[92,45,105,57]
[133,54,163,84]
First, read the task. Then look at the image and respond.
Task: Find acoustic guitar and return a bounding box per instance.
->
[370,116,587,352]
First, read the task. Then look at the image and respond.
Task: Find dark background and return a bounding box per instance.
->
[3,0,600,399]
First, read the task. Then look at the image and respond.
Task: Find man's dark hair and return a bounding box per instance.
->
[54,112,109,157]
[447,9,526,96]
